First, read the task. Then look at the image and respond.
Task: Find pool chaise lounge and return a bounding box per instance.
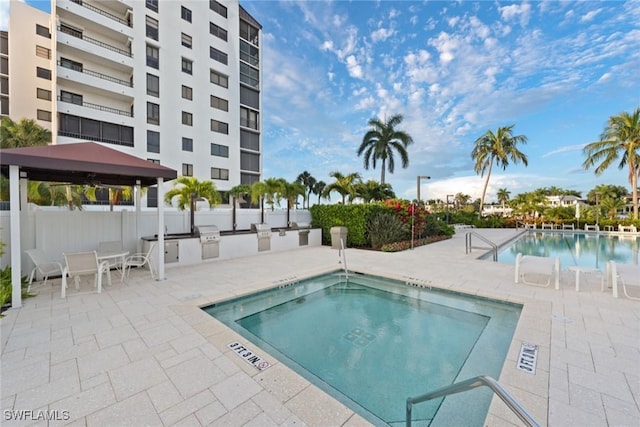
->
[608,261,640,300]
[514,253,560,289]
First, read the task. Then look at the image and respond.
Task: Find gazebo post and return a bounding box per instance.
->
[157,177,165,281]
[135,180,142,254]
[9,165,22,308]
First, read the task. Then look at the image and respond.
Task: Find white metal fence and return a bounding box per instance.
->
[0,206,312,272]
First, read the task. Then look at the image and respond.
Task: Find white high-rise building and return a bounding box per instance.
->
[7,0,262,206]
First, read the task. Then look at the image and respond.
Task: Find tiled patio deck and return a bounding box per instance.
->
[1,229,638,426]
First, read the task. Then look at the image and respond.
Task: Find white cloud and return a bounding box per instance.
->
[345,55,363,79]
[580,9,602,23]
[597,72,612,83]
[542,144,586,157]
[499,3,532,26]
[371,27,395,42]
[321,40,334,51]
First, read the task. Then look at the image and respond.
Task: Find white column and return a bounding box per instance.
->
[9,165,22,308]
[136,180,141,254]
[157,177,165,281]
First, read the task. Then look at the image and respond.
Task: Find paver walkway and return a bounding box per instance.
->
[1,229,638,426]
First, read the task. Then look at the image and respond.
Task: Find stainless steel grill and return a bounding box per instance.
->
[196,225,220,242]
[251,223,272,251]
[291,222,310,246]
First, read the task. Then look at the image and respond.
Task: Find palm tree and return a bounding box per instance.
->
[582,107,640,220]
[296,171,316,209]
[250,178,285,223]
[225,184,251,231]
[280,180,306,226]
[497,188,510,213]
[164,176,221,210]
[323,172,361,204]
[0,117,52,148]
[354,180,395,203]
[472,125,528,216]
[454,193,471,207]
[311,180,326,206]
[357,114,414,184]
[600,195,626,220]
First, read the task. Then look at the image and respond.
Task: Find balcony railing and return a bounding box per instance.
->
[58,61,132,87]
[69,0,131,27]
[58,96,132,117]
[59,25,132,57]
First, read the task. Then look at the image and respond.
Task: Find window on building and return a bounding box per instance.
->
[182,163,193,176]
[35,45,51,59]
[210,95,229,111]
[147,186,158,207]
[241,152,260,172]
[147,73,159,97]
[240,130,260,151]
[36,88,51,100]
[181,33,192,48]
[0,57,7,75]
[240,40,259,66]
[60,23,82,38]
[182,111,193,126]
[36,24,50,38]
[240,86,259,109]
[0,96,8,116]
[181,6,192,22]
[182,85,193,100]
[210,143,229,157]
[146,0,158,12]
[60,57,82,72]
[181,57,192,74]
[240,20,259,46]
[145,16,159,41]
[182,137,193,152]
[210,69,228,88]
[147,102,160,125]
[209,23,228,41]
[146,44,159,69]
[210,1,227,18]
[211,167,229,180]
[147,130,160,153]
[147,159,160,164]
[211,119,228,134]
[0,33,7,55]
[241,173,259,186]
[60,90,83,105]
[240,107,259,130]
[240,63,259,88]
[209,47,227,65]
[37,109,52,122]
[1,77,8,95]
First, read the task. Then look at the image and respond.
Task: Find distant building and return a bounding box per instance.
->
[0,30,8,119]
[7,0,262,206]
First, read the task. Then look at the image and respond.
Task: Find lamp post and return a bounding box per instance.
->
[446,194,454,223]
[412,175,431,249]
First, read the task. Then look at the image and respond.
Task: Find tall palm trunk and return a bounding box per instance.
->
[479,158,494,216]
[380,159,386,184]
[632,170,638,219]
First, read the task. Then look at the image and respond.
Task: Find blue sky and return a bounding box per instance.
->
[6,0,640,202]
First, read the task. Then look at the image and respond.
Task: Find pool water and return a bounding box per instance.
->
[203,272,521,426]
[497,231,640,270]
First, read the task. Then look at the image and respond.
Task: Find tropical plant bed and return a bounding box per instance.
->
[379,234,451,252]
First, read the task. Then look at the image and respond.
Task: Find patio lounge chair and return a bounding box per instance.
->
[515,253,560,289]
[61,251,111,298]
[123,242,156,280]
[608,262,640,300]
[24,249,64,292]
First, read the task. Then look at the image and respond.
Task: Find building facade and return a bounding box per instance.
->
[1,30,8,119]
[7,0,262,206]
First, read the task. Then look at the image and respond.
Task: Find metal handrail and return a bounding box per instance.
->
[339,238,349,279]
[69,0,131,27]
[465,231,498,261]
[58,26,132,57]
[57,96,132,117]
[58,61,132,87]
[406,375,540,427]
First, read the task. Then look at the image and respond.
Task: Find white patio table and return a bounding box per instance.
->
[96,250,129,283]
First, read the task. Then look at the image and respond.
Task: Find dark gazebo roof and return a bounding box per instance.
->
[1,142,176,186]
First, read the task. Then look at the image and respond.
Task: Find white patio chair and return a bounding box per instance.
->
[61,251,111,298]
[608,261,640,300]
[123,242,157,280]
[515,253,560,290]
[24,249,64,292]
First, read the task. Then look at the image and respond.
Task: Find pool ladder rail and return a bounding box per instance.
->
[406,375,540,427]
[338,238,349,280]
[465,231,498,262]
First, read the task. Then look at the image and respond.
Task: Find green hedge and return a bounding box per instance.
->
[310,204,386,246]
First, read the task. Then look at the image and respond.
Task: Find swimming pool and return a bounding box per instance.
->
[497,231,640,270]
[203,271,521,426]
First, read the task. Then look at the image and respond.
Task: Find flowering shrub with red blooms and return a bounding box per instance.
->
[382,198,430,238]
[380,235,450,252]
